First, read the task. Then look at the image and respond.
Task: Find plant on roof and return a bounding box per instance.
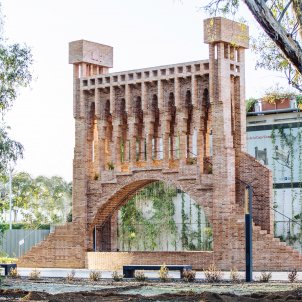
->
[262,85,296,104]
[246,97,258,112]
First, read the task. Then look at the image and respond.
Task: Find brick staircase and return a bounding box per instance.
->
[18,223,86,268]
[225,208,302,271]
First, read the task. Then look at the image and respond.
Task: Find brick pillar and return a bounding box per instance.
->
[210,42,236,265]
[112,121,122,171]
[146,131,153,165]
[204,17,249,268]
[123,133,129,163]
[197,129,204,174]
[191,75,197,108]
[161,114,170,167]
[97,120,107,173]
[73,118,89,223]
[178,112,187,165]
[234,48,246,153]
[188,122,194,159]
[110,212,118,251]
[129,118,137,168]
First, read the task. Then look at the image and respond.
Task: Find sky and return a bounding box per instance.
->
[1,0,290,181]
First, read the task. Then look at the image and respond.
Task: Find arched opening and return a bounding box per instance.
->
[116,98,128,162]
[168,92,177,160]
[151,94,160,160]
[185,90,194,162]
[88,101,98,177]
[104,99,112,167]
[93,181,212,252]
[202,88,212,161]
[133,96,144,161]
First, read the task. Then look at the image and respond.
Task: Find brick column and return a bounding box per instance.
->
[197,129,204,173]
[161,113,170,167]
[128,118,137,168]
[112,121,122,171]
[211,55,236,255]
[191,75,197,107]
[178,112,187,165]
[97,120,107,173]
[73,118,89,223]
[146,132,153,165]
[110,211,118,251]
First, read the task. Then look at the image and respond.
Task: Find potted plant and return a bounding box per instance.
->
[261,85,296,111]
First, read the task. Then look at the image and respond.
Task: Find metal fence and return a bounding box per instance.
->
[0,229,50,257]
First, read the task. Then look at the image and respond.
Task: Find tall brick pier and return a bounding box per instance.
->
[19,17,302,270]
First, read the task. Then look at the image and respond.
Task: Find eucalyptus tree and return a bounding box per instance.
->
[205,0,302,92]
[0,172,72,227]
[23,175,72,226]
[0,2,32,173]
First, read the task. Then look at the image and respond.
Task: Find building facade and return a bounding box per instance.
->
[247,104,302,250]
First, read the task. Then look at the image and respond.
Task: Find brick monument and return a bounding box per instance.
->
[19,17,302,270]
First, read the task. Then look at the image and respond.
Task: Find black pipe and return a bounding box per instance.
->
[245,185,253,282]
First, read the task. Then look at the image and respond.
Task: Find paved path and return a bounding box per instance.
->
[12,268,299,281]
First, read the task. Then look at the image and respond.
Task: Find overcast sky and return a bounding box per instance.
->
[2,0,289,181]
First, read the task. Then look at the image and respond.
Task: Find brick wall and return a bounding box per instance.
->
[236,151,274,234]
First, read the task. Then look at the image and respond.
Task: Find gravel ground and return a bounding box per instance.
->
[2,277,302,301]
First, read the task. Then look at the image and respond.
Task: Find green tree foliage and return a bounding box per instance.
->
[204,0,302,92]
[0,3,32,173]
[0,126,23,172]
[0,172,71,226]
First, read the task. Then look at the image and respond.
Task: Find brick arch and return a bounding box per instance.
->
[90,171,213,230]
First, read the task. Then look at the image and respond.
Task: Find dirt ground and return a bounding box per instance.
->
[2,288,302,302]
[2,279,302,301]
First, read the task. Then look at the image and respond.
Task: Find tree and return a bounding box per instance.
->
[23,175,72,226]
[0,172,72,227]
[0,3,32,173]
[0,126,23,172]
[205,0,302,92]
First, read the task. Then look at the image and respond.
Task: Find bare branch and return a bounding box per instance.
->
[277,0,293,23]
[290,81,302,92]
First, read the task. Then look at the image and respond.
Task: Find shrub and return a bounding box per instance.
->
[182,269,196,282]
[107,161,115,170]
[288,269,298,283]
[246,97,257,112]
[29,269,41,280]
[8,267,20,278]
[259,271,272,283]
[112,271,123,281]
[134,270,146,281]
[158,263,169,282]
[204,264,222,283]
[230,268,241,283]
[0,257,17,264]
[89,270,101,281]
[66,270,76,282]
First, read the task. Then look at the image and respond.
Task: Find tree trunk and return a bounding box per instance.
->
[293,0,302,42]
[243,0,302,74]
